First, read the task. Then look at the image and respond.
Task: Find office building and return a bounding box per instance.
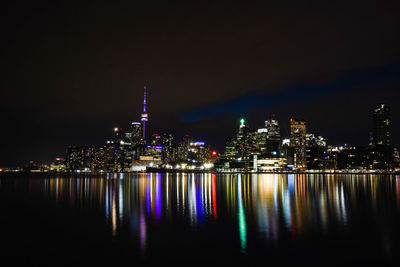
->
[290,118,307,169]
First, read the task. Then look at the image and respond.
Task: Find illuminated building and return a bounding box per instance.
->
[176,134,192,162]
[325,146,341,170]
[305,133,326,147]
[189,141,211,163]
[66,146,108,171]
[256,157,286,171]
[127,122,146,160]
[290,118,307,169]
[149,134,162,146]
[177,142,188,162]
[23,160,40,172]
[144,134,163,161]
[112,127,132,171]
[144,146,163,161]
[369,104,394,170]
[130,122,142,144]
[338,146,368,170]
[235,118,254,158]
[368,145,394,170]
[255,118,281,156]
[161,133,175,162]
[65,146,85,170]
[305,133,330,170]
[372,104,391,146]
[113,127,123,144]
[224,137,237,159]
[176,135,211,164]
[103,143,120,171]
[281,139,294,168]
[49,158,66,172]
[221,119,262,171]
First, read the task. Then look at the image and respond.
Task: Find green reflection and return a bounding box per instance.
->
[238,175,247,253]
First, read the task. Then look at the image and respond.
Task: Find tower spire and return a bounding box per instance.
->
[143,86,147,113]
[140,86,148,139]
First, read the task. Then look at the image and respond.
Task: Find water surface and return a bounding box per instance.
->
[0,173,399,265]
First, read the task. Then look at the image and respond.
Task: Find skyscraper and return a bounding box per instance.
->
[141,86,149,139]
[236,118,253,158]
[372,104,391,146]
[130,122,142,143]
[264,118,281,155]
[290,118,307,169]
[370,104,394,170]
[254,118,280,156]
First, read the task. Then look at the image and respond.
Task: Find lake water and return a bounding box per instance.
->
[0,173,399,265]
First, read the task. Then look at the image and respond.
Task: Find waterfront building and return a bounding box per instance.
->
[304,133,331,170]
[372,104,391,146]
[281,139,294,168]
[338,146,368,170]
[175,135,211,164]
[290,118,307,169]
[368,104,394,170]
[49,158,66,172]
[161,133,175,162]
[256,157,286,171]
[232,118,255,160]
[254,118,281,157]
[65,146,107,171]
[224,137,237,159]
[325,146,341,170]
[368,145,394,170]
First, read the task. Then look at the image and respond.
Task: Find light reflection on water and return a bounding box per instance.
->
[11,173,400,262]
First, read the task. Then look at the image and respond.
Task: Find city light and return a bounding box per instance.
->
[240,118,245,128]
[25,95,396,174]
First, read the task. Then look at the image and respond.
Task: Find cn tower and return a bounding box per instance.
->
[140,86,148,139]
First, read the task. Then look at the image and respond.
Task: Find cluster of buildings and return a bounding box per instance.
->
[62,87,215,172]
[216,104,398,172]
[11,88,397,174]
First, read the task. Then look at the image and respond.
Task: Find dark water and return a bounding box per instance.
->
[0,173,399,265]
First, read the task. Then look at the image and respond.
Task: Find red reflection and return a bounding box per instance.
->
[212,174,217,220]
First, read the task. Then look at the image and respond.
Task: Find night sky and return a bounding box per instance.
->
[1,0,399,167]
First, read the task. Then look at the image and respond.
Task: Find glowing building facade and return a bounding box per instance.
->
[290,118,307,169]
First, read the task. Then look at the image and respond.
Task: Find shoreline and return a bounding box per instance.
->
[1,169,399,175]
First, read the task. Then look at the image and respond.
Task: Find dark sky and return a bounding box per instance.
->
[1,0,399,167]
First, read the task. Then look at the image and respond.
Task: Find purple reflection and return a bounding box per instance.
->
[146,174,151,217]
[155,174,162,220]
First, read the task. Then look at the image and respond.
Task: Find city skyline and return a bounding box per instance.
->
[1,1,400,167]
[1,91,398,170]
[8,96,397,173]
[2,2,400,265]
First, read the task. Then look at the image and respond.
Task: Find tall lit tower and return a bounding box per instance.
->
[372,104,391,146]
[140,86,148,139]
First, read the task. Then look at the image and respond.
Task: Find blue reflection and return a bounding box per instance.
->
[11,172,399,263]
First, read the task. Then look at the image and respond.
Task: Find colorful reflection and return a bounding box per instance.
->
[21,173,400,254]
